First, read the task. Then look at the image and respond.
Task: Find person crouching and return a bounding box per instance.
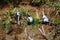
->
[26,14,34,25]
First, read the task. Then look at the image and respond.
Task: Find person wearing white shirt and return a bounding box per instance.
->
[41,8,49,24]
[15,12,21,25]
[43,15,49,22]
[26,14,34,25]
[56,29,60,35]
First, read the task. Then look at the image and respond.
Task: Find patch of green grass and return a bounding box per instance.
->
[0,19,4,30]
[31,17,42,29]
[5,23,11,29]
[55,2,60,10]
[28,12,43,29]
[8,9,13,14]
[22,20,28,28]
[5,17,11,29]
[52,19,60,24]
[30,12,36,18]
[46,0,52,5]
[32,0,40,3]
[18,8,28,15]
[30,17,43,33]
[52,19,60,28]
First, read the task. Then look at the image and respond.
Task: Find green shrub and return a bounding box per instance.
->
[8,9,13,14]
[32,0,40,3]
[5,10,12,17]
[30,12,36,18]
[5,23,11,29]
[5,18,11,29]
[46,1,52,5]
[19,8,28,15]
[30,17,43,33]
[31,17,42,29]
[52,19,60,25]
[30,0,41,6]
[34,17,40,24]
[55,2,60,10]
[0,19,4,30]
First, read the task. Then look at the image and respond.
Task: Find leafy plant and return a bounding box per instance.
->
[5,17,11,29]
[34,17,40,24]
[46,1,52,5]
[54,2,60,10]
[19,8,28,15]
[52,19,60,24]
[4,12,11,29]
[31,17,42,29]
[0,18,4,30]
[52,19,60,28]
[5,10,12,17]
[30,0,41,6]
[32,0,40,3]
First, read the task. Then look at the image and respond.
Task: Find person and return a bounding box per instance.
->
[41,8,49,24]
[15,12,21,25]
[26,14,34,25]
[42,14,49,23]
[56,29,60,35]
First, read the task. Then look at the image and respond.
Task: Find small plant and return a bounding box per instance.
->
[45,0,51,4]
[32,0,40,4]
[54,2,60,10]
[0,18,4,30]
[30,0,40,6]
[34,17,40,24]
[52,19,60,24]
[30,12,36,18]
[5,17,11,29]
[52,19,60,28]
[4,12,11,29]
[19,8,28,15]
[31,17,42,30]
[7,9,15,17]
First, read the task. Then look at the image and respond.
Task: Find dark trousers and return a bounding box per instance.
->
[39,21,57,26]
[28,20,34,25]
[40,21,49,25]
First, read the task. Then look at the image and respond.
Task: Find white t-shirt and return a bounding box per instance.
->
[17,12,20,16]
[27,17,33,22]
[43,15,49,22]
